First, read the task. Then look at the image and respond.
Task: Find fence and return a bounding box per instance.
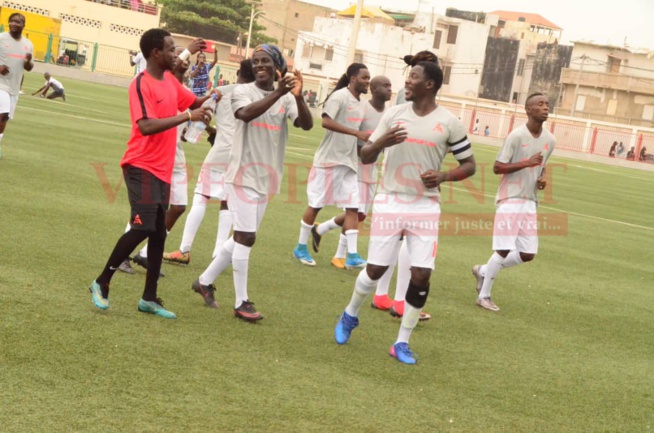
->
[438,96,654,163]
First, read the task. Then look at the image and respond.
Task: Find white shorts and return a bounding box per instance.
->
[169,166,189,206]
[225,183,269,233]
[0,89,18,119]
[492,199,539,254]
[194,162,229,200]
[306,165,359,209]
[358,181,376,214]
[367,192,440,270]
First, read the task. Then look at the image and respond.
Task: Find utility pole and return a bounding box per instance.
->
[570,54,587,117]
[245,1,263,59]
[346,0,364,65]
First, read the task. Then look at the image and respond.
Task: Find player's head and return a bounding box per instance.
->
[44,72,51,80]
[369,75,392,102]
[8,12,25,35]
[172,46,189,81]
[237,59,255,84]
[251,44,287,85]
[525,92,549,123]
[405,61,443,101]
[402,50,438,67]
[140,28,175,70]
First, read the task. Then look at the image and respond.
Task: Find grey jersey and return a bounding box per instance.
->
[203,84,238,167]
[369,103,472,198]
[0,32,33,96]
[495,124,556,204]
[225,82,299,195]
[312,87,366,171]
[358,101,385,184]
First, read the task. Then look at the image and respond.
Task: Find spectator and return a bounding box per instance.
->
[617,141,625,156]
[484,125,490,136]
[626,146,636,160]
[639,146,647,161]
[189,48,217,97]
[609,141,617,157]
[32,72,65,101]
[473,118,479,134]
[129,50,146,74]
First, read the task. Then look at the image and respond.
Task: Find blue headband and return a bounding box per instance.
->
[253,44,287,75]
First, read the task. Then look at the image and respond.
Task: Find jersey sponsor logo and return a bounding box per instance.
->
[252,121,281,131]
[521,143,529,148]
[405,137,435,147]
[133,214,143,225]
[346,117,364,123]
[432,123,444,133]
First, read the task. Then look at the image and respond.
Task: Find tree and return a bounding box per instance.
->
[157,0,275,46]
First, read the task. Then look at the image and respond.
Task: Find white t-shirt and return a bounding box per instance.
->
[174,123,186,171]
[369,103,472,198]
[312,87,366,171]
[46,77,64,91]
[0,32,34,96]
[358,101,385,184]
[202,84,238,167]
[495,124,556,204]
[133,52,146,74]
[225,82,299,195]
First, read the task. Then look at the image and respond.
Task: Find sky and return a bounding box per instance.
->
[303,0,654,51]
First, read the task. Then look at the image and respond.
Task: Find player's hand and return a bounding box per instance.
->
[376,125,407,149]
[190,106,213,125]
[289,69,304,98]
[356,131,371,142]
[0,65,9,75]
[24,53,32,63]
[420,170,446,189]
[208,88,223,103]
[187,38,206,55]
[537,176,546,190]
[180,127,188,142]
[526,152,544,167]
[276,70,296,95]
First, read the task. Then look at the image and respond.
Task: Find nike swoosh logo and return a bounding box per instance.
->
[156,98,164,103]
[109,266,118,270]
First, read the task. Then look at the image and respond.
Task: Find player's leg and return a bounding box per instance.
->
[294,166,325,266]
[371,239,401,311]
[164,193,209,264]
[313,212,344,253]
[0,90,13,158]
[337,168,365,269]
[212,200,232,258]
[508,200,539,266]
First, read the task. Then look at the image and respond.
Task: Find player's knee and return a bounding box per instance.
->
[410,267,431,287]
[0,113,8,122]
[234,231,256,247]
[405,281,430,309]
[357,212,366,222]
[366,264,387,280]
[520,252,535,262]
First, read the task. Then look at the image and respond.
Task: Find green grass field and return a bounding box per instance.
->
[1,72,653,432]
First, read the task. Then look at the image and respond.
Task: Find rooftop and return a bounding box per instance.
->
[488,10,561,30]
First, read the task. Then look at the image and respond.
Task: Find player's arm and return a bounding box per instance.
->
[24,53,33,72]
[493,152,543,175]
[322,116,368,142]
[234,72,295,123]
[210,48,218,68]
[421,155,476,188]
[40,82,51,96]
[137,107,211,136]
[289,70,312,131]
[361,125,407,164]
[31,85,46,96]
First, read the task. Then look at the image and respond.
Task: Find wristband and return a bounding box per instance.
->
[187,110,192,122]
[178,49,191,62]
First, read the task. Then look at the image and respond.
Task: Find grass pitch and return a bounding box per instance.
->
[1,72,653,432]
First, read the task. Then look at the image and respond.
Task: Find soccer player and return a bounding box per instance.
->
[190,48,218,97]
[0,12,33,159]
[164,59,255,272]
[471,93,555,312]
[88,29,215,319]
[333,61,476,364]
[32,72,65,101]
[312,75,391,269]
[192,44,313,320]
[293,63,370,269]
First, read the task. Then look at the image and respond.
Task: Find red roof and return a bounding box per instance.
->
[488,10,561,30]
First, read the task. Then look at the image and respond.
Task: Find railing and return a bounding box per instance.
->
[85,0,158,15]
[560,68,654,96]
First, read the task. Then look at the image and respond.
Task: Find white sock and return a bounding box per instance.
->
[502,250,524,268]
[394,240,411,301]
[199,237,235,285]
[180,194,208,252]
[334,234,347,259]
[298,220,312,245]
[396,303,421,344]
[317,217,340,236]
[479,252,504,299]
[345,269,377,317]
[124,222,131,233]
[375,241,401,297]
[213,209,233,258]
[345,229,358,255]
[232,242,252,308]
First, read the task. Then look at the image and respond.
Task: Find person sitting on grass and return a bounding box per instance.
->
[32,72,65,101]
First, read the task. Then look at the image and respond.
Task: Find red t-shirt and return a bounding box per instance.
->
[120,70,196,182]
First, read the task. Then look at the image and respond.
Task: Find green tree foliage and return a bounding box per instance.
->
[158,0,274,46]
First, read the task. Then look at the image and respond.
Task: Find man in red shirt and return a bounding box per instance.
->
[88,28,215,319]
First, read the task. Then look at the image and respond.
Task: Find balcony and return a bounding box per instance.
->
[87,0,158,15]
[560,68,654,96]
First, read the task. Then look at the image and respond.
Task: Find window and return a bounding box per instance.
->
[325,47,334,61]
[354,50,363,63]
[302,44,311,59]
[294,12,299,18]
[446,26,458,44]
[517,59,525,76]
[433,30,442,49]
[607,99,618,115]
[575,95,586,112]
[442,65,451,85]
